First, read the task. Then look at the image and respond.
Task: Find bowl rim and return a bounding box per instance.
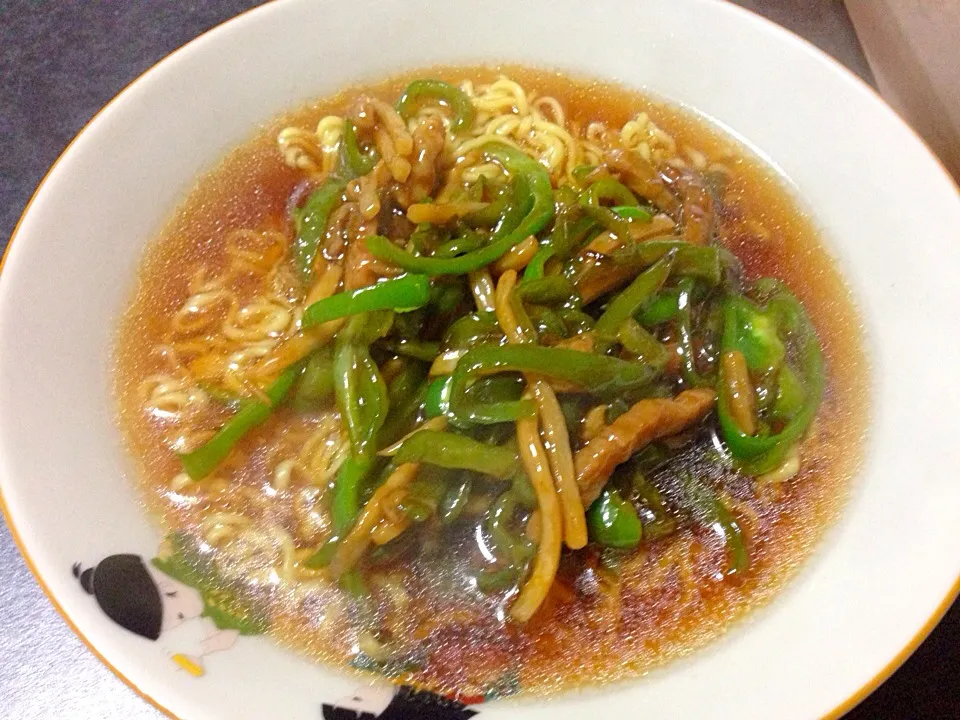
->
[2,0,958,717]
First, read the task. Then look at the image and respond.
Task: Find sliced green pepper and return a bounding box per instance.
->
[291,347,335,411]
[330,316,390,532]
[629,469,677,541]
[180,363,302,480]
[515,276,580,306]
[717,285,824,474]
[396,79,475,134]
[485,491,535,568]
[424,375,454,418]
[394,430,518,479]
[579,177,644,237]
[677,472,748,576]
[341,119,378,176]
[380,338,439,362]
[612,205,654,220]
[302,274,431,329]
[378,379,429,449]
[594,251,674,339]
[618,318,668,368]
[331,454,376,534]
[293,178,347,285]
[438,475,472,524]
[442,311,503,351]
[587,487,643,548]
[721,295,786,373]
[676,277,710,387]
[772,363,806,420]
[612,239,724,286]
[434,230,487,258]
[449,343,658,424]
[638,288,681,325]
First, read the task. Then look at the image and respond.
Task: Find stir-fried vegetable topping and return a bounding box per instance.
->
[170,76,828,630]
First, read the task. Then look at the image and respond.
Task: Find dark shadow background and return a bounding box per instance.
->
[0,1,955,717]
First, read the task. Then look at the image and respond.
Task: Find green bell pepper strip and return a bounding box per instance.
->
[717,288,825,474]
[339,569,371,598]
[587,487,643,548]
[553,215,598,259]
[557,307,595,334]
[772,363,806,421]
[475,567,522,593]
[366,142,554,275]
[409,222,443,254]
[611,239,724,285]
[394,430,518,479]
[582,176,638,207]
[302,274,431,329]
[571,164,596,182]
[594,251,675,338]
[612,205,654,220]
[522,247,554,281]
[197,383,247,411]
[629,469,677,541]
[618,318,668,368]
[441,311,503,351]
[330,454,376,534]
[291,347,335,411]
[514,276,580,306]
[449,344,658,424]
[528,306,568,339]
[334,342,386,454]
[305,537,340,568]
[434,230,487,258]
[510,470,537,509]
[330,316,391,532]
[378,379,429,449]
[180,363,303,480]
[292,178,347,285]
[402,472,447,521]
[579,177,643,237]
[466,375,525,406]
[464,187,511,227]
[676,277,711,387]
[485,491,536,568]
[341,119,378,176]
[424,375,455,418]
[677,472,748,576]
[438,475,472,524]
[385,359,427,411]
[380,338,440,362]
[720,295,786,373]
[523,212,597,282]
[637,289,681,325]
[396,79,476,134]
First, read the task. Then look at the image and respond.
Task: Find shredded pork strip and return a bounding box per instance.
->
[575,388,717,507]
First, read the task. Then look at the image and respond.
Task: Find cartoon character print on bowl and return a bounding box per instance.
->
[73,532,267,677]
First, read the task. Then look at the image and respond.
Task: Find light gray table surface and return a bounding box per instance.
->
[0,2,954,718]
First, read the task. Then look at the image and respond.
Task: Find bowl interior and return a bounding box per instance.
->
[2,1,959,718]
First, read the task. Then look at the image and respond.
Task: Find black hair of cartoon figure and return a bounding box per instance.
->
[322,685,478,720]
[73,555,162,641]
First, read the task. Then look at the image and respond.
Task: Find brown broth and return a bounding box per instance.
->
[115,65,868,699]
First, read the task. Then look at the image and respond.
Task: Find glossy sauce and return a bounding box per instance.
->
[115,66,868,699]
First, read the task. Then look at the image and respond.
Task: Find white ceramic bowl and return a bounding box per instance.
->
[2,1,959,718]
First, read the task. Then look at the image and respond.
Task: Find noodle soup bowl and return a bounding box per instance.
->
[2,0,959,718]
